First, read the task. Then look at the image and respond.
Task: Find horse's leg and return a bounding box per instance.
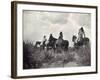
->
[53,45,56,53]
[55,44,58,53]
[42,45,44,50]
[57,45,62,53]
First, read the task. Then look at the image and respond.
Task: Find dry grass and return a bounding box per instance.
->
[23,41,91,69]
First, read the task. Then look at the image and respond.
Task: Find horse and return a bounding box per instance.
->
[46,36,57,50]
[35,41,49,50]
[56,39,69,51]
[47,34,69,51]
[72,35,89,48]
[34,41,41,48]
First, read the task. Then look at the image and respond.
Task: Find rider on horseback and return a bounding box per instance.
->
[56,32,63,47]
[49,34,54,42]
[41,35,47,49]
[72,27,89,48]
[59,32,63,40]
[77,27,85,42]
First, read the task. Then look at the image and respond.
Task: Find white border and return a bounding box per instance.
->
[17,3,96,76]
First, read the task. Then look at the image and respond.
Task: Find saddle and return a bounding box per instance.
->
[56,38,63,45]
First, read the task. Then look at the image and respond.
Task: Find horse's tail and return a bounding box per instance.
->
[83,37,90,45]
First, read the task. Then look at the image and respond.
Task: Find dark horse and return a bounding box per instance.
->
[47,34,69,51]
[46,34,57,50]
[72,35,89,48]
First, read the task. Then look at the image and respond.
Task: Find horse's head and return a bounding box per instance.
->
[72,35,77,42]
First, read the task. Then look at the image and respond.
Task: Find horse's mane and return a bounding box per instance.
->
[49,35,57,41]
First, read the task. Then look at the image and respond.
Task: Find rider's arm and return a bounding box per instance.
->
[83,32,85,38]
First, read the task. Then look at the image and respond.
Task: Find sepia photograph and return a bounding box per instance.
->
[11,1,97,78]
[23,11,91,69]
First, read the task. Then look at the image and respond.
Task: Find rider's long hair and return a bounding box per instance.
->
[80,27,84,33]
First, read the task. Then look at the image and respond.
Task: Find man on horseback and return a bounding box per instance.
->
[77,27,85,42]
[47,34,57,50]
[56,32,63,45]
[58,32,63,43]
[72,27,90,48]
[59,32,63,40]
[55,32,63,52]
[56,32,69,52]
[48,34,54,43]
[41,35,47,49]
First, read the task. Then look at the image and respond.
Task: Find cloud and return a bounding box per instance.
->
[23,11,91,46]
[41,12,69,24]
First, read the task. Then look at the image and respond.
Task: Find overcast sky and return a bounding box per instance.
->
[23,10,91,47]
